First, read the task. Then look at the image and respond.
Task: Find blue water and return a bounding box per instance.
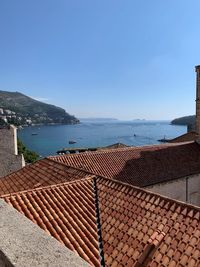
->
[18,121,187,157]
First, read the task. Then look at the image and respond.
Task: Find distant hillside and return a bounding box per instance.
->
[171,115,195,126]
[0,90,79,125]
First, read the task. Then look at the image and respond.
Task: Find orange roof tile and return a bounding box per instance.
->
[2,179,100,267]
[169,131,199,143]
[97,178,200,266]
[0,158,94,196]
[1,175,200,266]
[50,142,200,187]
[99,142,129,150]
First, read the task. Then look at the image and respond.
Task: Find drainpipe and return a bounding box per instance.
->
[93,177,105,267]
[195,65,200,136]
[186,177,188,203]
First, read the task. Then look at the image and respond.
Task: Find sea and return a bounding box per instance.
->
[18,120,187,157]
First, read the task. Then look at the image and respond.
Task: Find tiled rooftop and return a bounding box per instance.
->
[50,141,200,187]
[1,142,200,266]
[2,179,100,267]
[99,142,129,150]
[0,158,94,196]
[97,178,200,267]
[169,131,199,143]
[1,173,200,266]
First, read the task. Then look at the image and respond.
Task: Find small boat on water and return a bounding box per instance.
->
[31,133,38,136]
[158,135,170,143]
[69,140,76,144]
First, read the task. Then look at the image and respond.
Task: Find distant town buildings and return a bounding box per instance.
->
[0,107,33,125]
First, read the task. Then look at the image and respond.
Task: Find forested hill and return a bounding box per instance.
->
[0,90,79,125]
[171,115,195,126]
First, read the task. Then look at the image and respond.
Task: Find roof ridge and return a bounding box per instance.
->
[47,156,100,175]
[0,157,44,179]
[1,157,92,180]
[47,156,111,178]
[1,176,96,198]
[93,177,105,267]
[49,142,191,159]
[45,159,200,213]
[47,156,200,213]
[0,157,63,180]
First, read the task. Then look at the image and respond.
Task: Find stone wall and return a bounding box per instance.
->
[0,125,17,155]
[0,199,89,267]
[0,125,25,177]
[0,153,25,178]
[146,173,200,206]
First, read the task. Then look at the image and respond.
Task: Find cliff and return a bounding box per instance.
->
[171,115,195,126]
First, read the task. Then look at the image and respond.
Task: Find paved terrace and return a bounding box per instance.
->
[0,199,89,267]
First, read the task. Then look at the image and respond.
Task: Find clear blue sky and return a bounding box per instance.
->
[0,0,200,120]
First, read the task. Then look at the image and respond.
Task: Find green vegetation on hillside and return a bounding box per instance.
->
[171,115,195,126]
[0,90,79,125]
[17,139,39,163]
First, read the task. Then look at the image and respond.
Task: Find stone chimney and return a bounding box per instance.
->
[195,65,200,135]
[0,125,18,155]
[0,125,25,177]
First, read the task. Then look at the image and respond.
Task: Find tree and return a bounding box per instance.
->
[17,139,39,163]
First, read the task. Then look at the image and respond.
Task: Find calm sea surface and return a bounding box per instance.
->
[18,121,187,157]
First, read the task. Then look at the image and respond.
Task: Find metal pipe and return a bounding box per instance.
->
[186,177,188,203]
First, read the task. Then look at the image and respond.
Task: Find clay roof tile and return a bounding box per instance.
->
[50,142,200,187]
[1,158,200,266]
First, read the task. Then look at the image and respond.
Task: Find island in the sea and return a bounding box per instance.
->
[0,90,79,126]
[79,117,118,123]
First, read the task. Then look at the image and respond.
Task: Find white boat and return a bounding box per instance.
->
[69,140,76,144]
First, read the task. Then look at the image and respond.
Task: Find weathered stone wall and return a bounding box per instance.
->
[0,199,89,267]
[0,126,25,177]
[146,173,200,206]
[0,153,25,178]
[0,125,17,155]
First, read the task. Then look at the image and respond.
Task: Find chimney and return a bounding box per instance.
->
[0,125,18,155]
[195,65,200,136]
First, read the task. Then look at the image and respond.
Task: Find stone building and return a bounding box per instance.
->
[0,125,25,177]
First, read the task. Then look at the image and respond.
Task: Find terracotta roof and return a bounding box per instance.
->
[2,176,200,267]
[99,143,129,150]
[0,158,94,196]
[49,142,200,187]
[97,178,200,267]
[2,179,100,267]
[169,131,199,143]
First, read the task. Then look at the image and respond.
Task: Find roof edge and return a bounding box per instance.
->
[1,176,96,198]
[48,141,194,159]
[98,176,200,213]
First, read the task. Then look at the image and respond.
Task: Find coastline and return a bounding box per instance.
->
[18,121,187,157]
[18,121,80,128]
